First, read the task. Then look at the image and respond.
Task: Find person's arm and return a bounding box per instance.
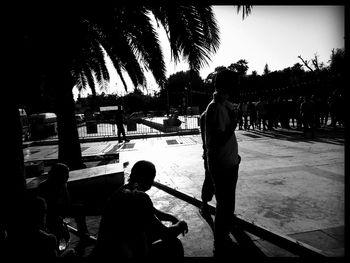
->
[151,215,188,240]
[153,207,179,224]
[151,207,188,240]
[165,220,188,238]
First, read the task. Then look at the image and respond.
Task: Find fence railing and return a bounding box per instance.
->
[47,115,200,140]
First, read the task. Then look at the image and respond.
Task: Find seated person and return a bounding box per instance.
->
[92,160,188,259]
[21,196,58,259]
[37,163,91,248]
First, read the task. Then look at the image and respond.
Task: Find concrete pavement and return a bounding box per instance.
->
[23,127,345,257]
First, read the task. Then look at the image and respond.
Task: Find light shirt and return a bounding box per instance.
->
[205,94,239,170]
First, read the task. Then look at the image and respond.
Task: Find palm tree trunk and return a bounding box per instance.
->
[2,100,27,246]
[53,69,85,171]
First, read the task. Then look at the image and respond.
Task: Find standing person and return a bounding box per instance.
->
[247,101,257,130]
[242,100,248,130]
[290,96,299,128]
[205,69,241,256]
[319,96,329,127]
[266,97,276,131]
[199,110,215,217]
[256,97,268,131]
[115,108,130,143]
[300,95,315,137]
[236,101,243,130]
[92,160,188,259]
[296,96,304,130]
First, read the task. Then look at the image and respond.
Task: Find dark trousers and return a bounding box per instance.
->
[117,124,126,141]
[209,163,239,244]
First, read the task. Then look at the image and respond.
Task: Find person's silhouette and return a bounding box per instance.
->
[92,160,188,259]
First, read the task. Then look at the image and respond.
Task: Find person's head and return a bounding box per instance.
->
[214,69,239,98]
[48,163,69,184]
[129,160,156,191]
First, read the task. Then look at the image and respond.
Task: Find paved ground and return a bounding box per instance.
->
[24,127,345,258]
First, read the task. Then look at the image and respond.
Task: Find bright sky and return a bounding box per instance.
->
[75,5,345,98]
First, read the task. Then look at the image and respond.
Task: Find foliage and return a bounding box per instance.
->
[202,48,343,102]
[228,59,249,76]
[160,70,210,111]
[263,63,271,75]
[329,48,345,75]
[22,3,225,99]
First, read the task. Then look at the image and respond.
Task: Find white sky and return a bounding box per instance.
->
[75,5,345,98]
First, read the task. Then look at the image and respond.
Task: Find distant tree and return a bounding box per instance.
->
[298,53,325,72]
[162,70,204,108]
[123,89,148,113]
[291,63,304,73]
[329,48,345,76]
[263,63,271,75]
[228,59,249,76]
[214,66,228,72]
[204,66,228,85]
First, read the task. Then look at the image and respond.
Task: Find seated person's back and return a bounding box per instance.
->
[95,184,154,257]
[37,163,71,244]
[24,196,58,259]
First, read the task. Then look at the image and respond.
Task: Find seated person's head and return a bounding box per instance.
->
[48,163,69,184]
[129,160,156,191]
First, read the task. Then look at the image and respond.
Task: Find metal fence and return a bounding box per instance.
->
[47,115,200,140]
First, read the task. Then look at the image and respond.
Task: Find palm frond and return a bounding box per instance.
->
[196,5,220,53]
[121,8,166,87]
[151,4,220,73]
[26,4,223,95]
[82,67,97,96]
[236,5,252,19]
[115,66,129,91]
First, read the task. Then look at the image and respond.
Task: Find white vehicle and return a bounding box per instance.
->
[29,112,57,139]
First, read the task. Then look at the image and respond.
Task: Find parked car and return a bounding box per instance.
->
[29,112,57,140]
